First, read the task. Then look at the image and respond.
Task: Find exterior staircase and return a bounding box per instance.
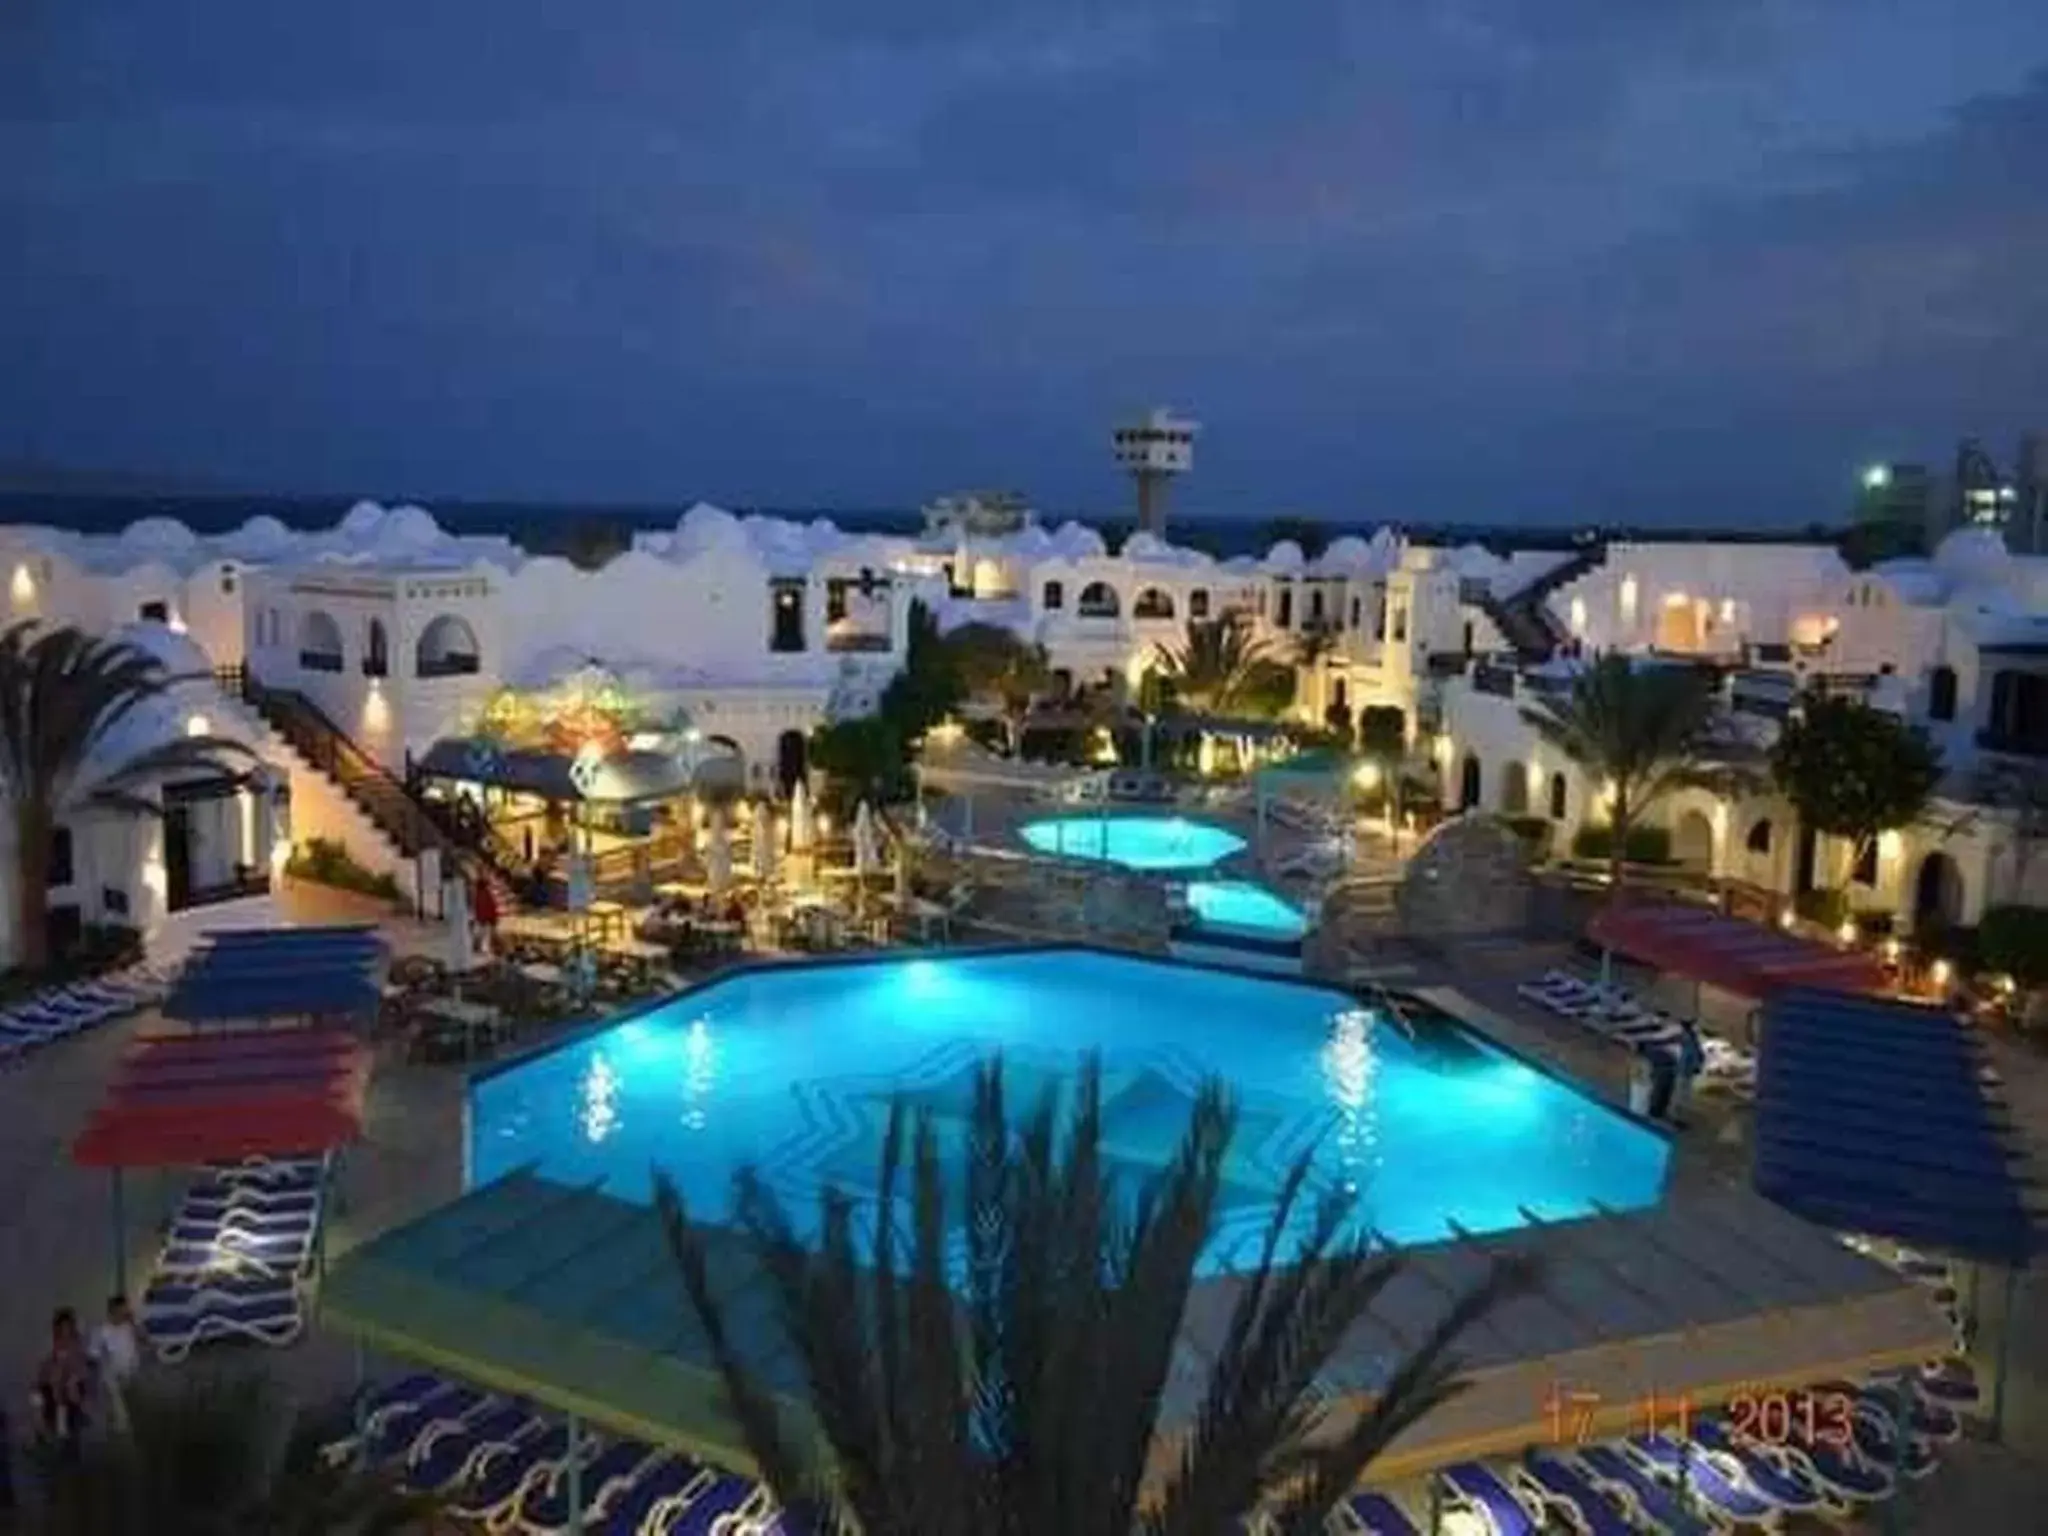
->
[224,670,521,913]
[1481,547,1604,664]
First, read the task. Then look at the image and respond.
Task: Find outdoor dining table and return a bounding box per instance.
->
[416,995,505,1060]
[584,900,629,943]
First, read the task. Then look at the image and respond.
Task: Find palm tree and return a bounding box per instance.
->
[658,1057,1532,1535]
[945,623,1053,756]
[1518,653,1726,897]
[0,623,257,970]
[1155,615,1278,717]
[36,1365,434,1534]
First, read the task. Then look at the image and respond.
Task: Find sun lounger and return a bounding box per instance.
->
[592,1457,715,1536]
[517,1437,664,1536]
[1516,1452,1636,1535]
[1686,1419,1830,1511]
[361,1384,492,1465]
[1625,1434,1781,1524]
[141,1272,296,1320]
[146,1283,303,1361]
[154,1226,315,1277]
[663,1469,772,1534]
[445,1420,572,1522]
[1331,1492,1423,1536]
[404,1401,544,1494]
[1917,1358,1979,1407]
[1571,1445,1715,1534]
[1439,1462,1538,1535]
[209,1153,328,1188]
[1765,1431,1894,1503]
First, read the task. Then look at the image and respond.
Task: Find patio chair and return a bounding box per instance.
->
[1438,1462,1539,1535]
[1570,1445,1715,1534]
[1746,1424,1894,1504]
[145,1282,303,1361]
[1916,1358,1979,1407]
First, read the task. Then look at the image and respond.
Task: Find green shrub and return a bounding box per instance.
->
[1980,905,2048,986]
[286,837,405,903]
[1569,824,1673,863]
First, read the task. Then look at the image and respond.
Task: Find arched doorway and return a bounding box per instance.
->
[1458,754,1482,811]
[1548,772,1568,820]
[1672,809,1716,872]
[1912,851,1965,929]
[416,614,481,677]
[776,729,808,797]
[1500,761,1530,816]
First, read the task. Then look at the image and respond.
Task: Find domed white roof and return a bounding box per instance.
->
[377,505,444,552]
[119,517,199,556]
[339,500,388,539]
[1932,527,2010,590]
[220,515,295,559]
[1264,539,1306,571]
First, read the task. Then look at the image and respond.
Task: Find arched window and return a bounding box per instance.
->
[1309,589,1326,623]
[1852,838,1878,886]
[415,614,481,678]
[1275,585,1294,628]
[1132,587,1175,620]
[1458,754,1482,811]
[299,610,344,672]
[363,618,389,678]
[1927,665,1957,722]
[1189,588,1210,619]
[1548,772,1567,820]
[1745,819,1773,854]
[1077,582,1120,618]
[1042,579,1064,612]
[1501,761,1530,815]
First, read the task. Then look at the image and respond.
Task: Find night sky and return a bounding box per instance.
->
[4,2,2047,524]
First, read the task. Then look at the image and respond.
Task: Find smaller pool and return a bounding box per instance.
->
[1185,879,1308,940]
[1019,815,1245,871]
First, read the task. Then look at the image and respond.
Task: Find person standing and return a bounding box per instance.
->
[33,1310,93,1463]
[472,871,501,961]
[88,1295,142,1434]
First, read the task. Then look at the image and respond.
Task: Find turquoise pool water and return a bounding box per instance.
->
[1185,879,1308,940]
[470,952,1669,1273]
[1018,814,1245,870]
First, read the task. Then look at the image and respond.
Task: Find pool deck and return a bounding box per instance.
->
[1,887,2044,1528]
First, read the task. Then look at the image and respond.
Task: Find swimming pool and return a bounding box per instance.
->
[1018,814,1245,871]
[469,951,1669,1273]
[1184,879,1308,940]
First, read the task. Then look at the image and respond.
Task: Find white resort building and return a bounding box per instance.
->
[2,493,2045,964]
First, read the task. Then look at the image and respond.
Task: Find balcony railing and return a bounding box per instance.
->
[417,653,481,678]
[299,650,344,673]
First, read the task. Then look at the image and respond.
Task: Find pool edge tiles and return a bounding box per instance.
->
[465,946,1673,1266]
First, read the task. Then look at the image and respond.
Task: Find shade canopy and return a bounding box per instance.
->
[72,1028,370,1169]
[1587,902,1888,1001]
[163,925,388,1022]
[416,738,692,803]
[1754,989,2039,1267]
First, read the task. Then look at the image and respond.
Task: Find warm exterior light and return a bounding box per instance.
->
[1863,464,1890,491]
[1879,829,1903,861]
[1881,937,1901,964]
[1779,908,1796,930]
[1718,598,1736,624]
[363,684,390,732]
[1568,596,1587,634]
[10,564,34,605]
[185,713,210,738]
[1353,761,1382,791]
[1835,919,1856,945]
[1931,959,1952,987]
[270,838,293,874]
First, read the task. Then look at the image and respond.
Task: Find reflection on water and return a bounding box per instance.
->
[682,1017,716,1131]
[1322,1008,1379,1197]
[580,1052,621,1145]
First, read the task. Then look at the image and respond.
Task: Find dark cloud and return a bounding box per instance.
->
[1,1,2045,517]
